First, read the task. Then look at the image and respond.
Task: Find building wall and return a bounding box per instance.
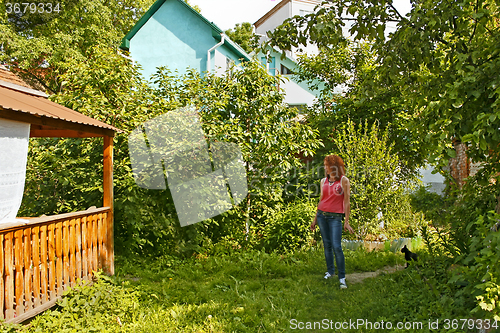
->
[418,165,446,195]
[255,0,322,57]
[259,48,322,107]
[281,78,317,106]
[129,0,241,80]
[255,2,292,44]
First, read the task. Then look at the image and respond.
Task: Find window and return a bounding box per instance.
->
[281,64,293,75]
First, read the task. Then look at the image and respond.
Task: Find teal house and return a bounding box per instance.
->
[120,0,251,80]
[121,0,323,107]
[258,47,324,108]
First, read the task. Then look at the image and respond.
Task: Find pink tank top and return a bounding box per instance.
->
[318,176,344,213]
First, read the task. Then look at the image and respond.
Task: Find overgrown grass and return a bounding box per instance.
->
[1,247,488,332]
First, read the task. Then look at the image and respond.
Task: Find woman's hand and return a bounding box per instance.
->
[344,221,354,234]
[310,219,317,231]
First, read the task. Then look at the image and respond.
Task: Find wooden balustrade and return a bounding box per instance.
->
[0,207,113,323]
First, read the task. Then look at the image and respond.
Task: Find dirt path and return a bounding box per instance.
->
[346,265,405,284]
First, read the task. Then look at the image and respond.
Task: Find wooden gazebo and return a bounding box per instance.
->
[0,66,119,323]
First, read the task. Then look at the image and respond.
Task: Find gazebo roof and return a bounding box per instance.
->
[0,66,120,138]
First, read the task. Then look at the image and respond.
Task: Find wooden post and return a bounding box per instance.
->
[4,232,13,319]
[103,135,114,275]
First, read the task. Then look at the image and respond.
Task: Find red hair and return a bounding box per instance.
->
[324,155,345,181]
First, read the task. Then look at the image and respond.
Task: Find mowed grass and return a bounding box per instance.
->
[110,248,414,333]
[8,247,469,333]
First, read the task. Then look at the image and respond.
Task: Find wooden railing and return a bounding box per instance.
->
[0,207,113,323]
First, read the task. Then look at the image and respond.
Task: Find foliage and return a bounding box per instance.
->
[0,0,155,93]
[459,211,500,321]
[293,41,374,100]
[259,199,317,252]
[224,22,259,54]
[150,62,321,241]
[410,185,449,227]
[290,38,426,177]
[414,169,500,320]
[266,0,500,174]
[17,50,320,256]
[332,119,421,240]
[184,0,201,13]
[26,273,140,332]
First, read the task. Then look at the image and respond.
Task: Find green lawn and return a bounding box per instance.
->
[3,247,485,332]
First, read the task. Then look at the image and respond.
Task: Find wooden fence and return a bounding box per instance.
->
[0,207,113,323]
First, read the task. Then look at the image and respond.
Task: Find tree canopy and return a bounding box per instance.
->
[225,22,260,54]
[266,0,500,171]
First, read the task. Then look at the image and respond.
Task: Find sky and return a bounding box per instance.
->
[188,0,412,31]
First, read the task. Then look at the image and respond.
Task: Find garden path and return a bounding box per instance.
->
[346,265,405,284]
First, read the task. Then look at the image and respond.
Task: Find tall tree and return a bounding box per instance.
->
[0,0,155,93]
[225,22,259,54]
[266,0,500,172]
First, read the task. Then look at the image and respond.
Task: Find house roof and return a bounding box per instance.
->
[254,0,322,28]
[120,0,251,61]
[0,66,120,138]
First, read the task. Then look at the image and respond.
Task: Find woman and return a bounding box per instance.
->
[310,155,354,289]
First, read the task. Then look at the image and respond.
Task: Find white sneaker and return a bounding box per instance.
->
[339,278,347,289]
[324,272,333,279]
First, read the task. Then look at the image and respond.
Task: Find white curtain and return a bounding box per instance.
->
[0,119,30,223]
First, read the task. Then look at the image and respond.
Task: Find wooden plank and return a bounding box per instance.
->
[97,213,104,269]
[55,222,63,296]
[0,108,116,139]
[81,216,88,280]
[103,135,114,275]
[32,227,41,308]
[92,214,98,273]
[0,207,110,232]
[69,219,76,286]
[4,232,14,320]
[23,228,32,312]
[62,220,70,291]
[75,218,82,281]
[14,229,24,316]
[0,234,4,319]
[5,296,61,324]
[86,214,93,275]
[39,225,48,304]
[47,224,56,300]
[30,129,103,138]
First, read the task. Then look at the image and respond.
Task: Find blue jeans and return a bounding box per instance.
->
[316,212,346,279]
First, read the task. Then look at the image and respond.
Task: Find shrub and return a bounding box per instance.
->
[26,273,139,332]
[332,119,421,240]
[259,199,317,252]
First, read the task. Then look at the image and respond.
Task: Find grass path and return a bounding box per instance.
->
[346,264,405,285]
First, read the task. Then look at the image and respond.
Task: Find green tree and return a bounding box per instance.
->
[151,61,321,240]
[333,119,420,240]
[225,22,259,54]
[0,0,155,92]
[266,0,500,174]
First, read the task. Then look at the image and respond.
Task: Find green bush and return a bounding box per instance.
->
[259,199,317,252]
[26,273,139,332]
[332,119,422,240]
[459,211,500,321]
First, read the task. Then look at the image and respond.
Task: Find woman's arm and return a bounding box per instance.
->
[342,176,354,234]
[310,178,325,231]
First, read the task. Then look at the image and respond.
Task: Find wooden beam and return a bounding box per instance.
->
[0,108,116,138]
[30,129,103,138]
[103,136,114,275]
